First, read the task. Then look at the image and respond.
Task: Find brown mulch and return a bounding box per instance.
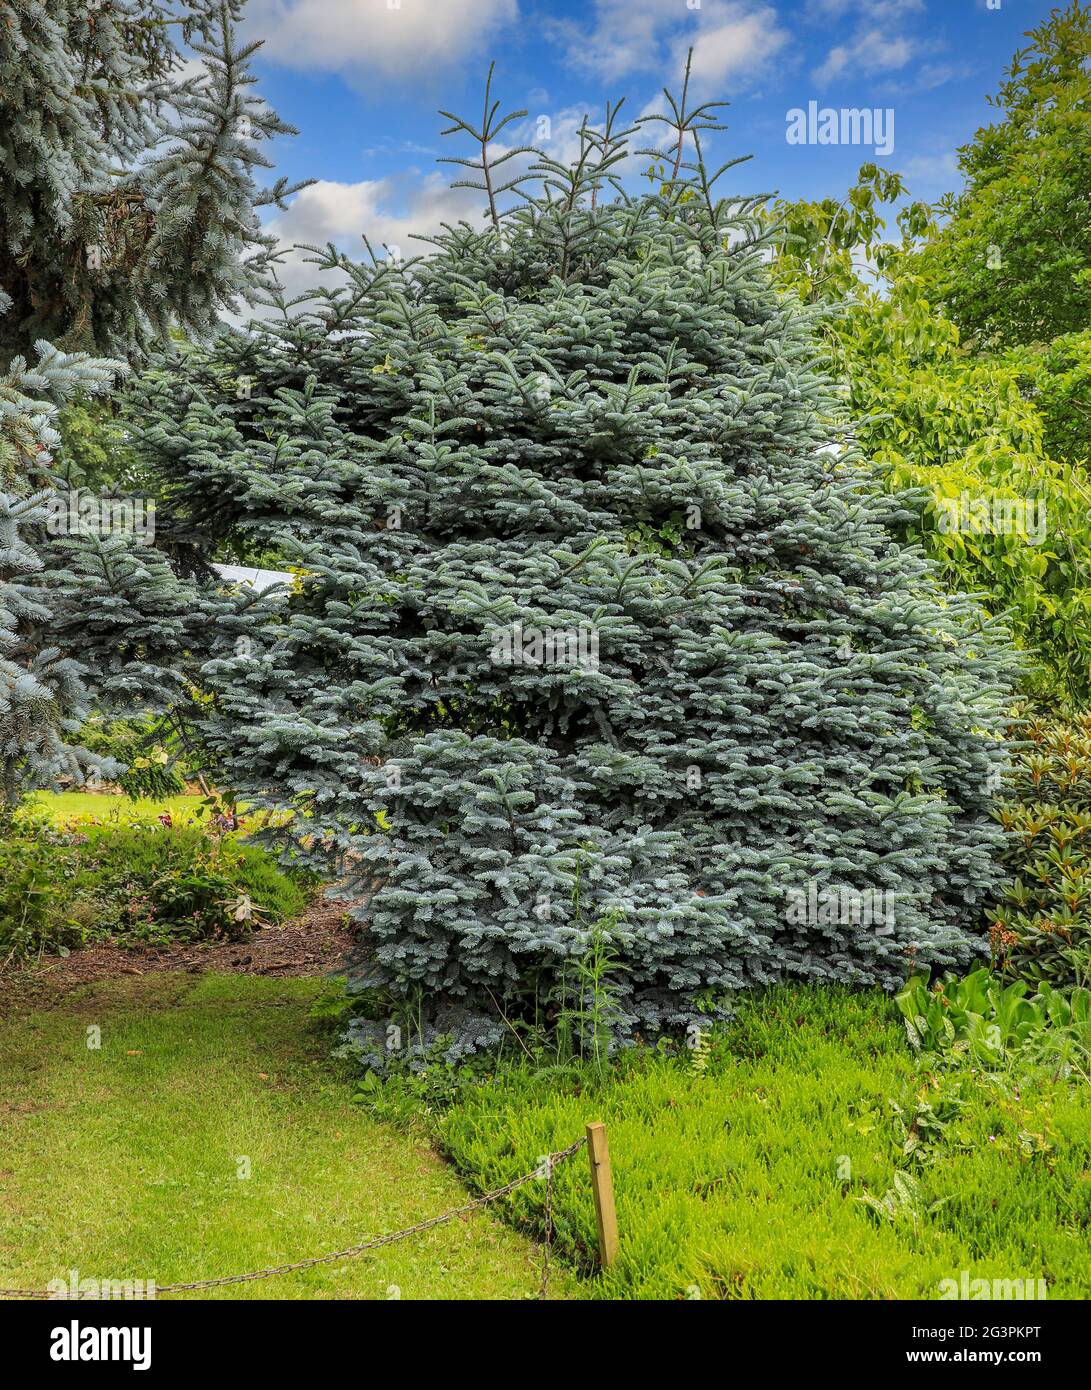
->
[0,893,360,1016]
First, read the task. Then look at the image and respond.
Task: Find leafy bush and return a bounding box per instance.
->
[896,968,1091,1084]
[77,714,192,799]
[897,966,1079,1050]
[988,710,1091,985]
[0,847,86,963]
[0,821,318,963]
[769,159,1091,706]
[1008,329,1091,469]
[828,279,1091,705]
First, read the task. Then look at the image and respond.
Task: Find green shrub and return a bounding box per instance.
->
[0,844,88,964]
[77,715,190,800]
[895,967,1090,1078]
[988,710,1091,985]
[769,170,1091,707]
[831,282,1091,705]
[1008,329,1091,470]
[0,822,319,962]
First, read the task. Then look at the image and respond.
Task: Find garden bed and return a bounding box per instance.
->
[0,893,355,1016]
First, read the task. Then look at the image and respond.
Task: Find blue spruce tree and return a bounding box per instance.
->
[0,2,306,804]
[128,68,1018,1038]
[0,290,122,807]
[0,0,306,360]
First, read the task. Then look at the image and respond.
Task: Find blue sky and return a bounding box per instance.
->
[238,0,1059,293]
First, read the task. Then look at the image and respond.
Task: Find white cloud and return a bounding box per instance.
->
[805,0,923,17]
[548,0,788,92]
[814,27,916,85]
[546,0,668,84]
[902,150,959,190]
[681,11,789,87]
[258,172,485,305]
[889,60,973,96]
[245,0,518,81]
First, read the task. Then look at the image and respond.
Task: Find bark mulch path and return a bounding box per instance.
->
[0,893,359,1016]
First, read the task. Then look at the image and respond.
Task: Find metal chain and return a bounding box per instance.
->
[0,1137,586,1300]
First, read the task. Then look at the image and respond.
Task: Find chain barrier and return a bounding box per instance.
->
[0,1136,586,1301]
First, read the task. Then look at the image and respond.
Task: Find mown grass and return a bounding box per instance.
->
[0,974,574,1300]
[436,988,1091,1299]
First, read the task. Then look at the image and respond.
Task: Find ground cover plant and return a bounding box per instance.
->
[426,986,1091,1299]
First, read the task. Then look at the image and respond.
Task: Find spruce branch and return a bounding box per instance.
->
[438,62,537,230]
[636,47,729,192]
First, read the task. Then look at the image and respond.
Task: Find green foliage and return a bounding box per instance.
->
[552,910,628,1081]
[897,968,1091,1086]
[768,162,926,306]
[76,713,193,799]
[989,710,1091,985]
[0,2,308,815]
[130,69,1018,1043]
[909,1,1091,349]
[767,8,1091,703]
[0,845,84,963]
[0,0,307,363]
[434,987,1091,1297]
[1007,329,1091,468]
[0,819,317,962]
[842,293,1091,702]
[52,397,141,493]
[854,1170,948,1228]
[896,967,1074,1057]
[769,177,1091,704]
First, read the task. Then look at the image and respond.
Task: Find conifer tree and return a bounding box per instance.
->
[1,0,306,361]
[0,292,121,805]
[129,69,1018,1038]
[0,2,305,803]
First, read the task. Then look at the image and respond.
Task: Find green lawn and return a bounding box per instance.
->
[437,988,1091,1300]
[7,971,1089,1302]
[0,974,574,1300]
[26,791,207,826]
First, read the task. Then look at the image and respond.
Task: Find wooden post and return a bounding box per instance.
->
[586,1121,619,1270]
